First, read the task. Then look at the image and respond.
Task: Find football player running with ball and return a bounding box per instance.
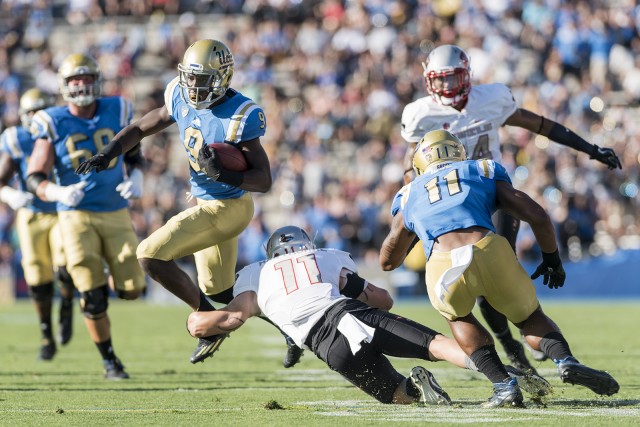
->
[400,45,622,373]
[26,54,146,379]
[75,39,300,367]
[380,130,619,408]
[0,89,77,361]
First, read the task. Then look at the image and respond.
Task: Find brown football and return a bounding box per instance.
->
[210,143,248,172]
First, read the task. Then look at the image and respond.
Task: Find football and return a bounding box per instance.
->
[209,143,248,172]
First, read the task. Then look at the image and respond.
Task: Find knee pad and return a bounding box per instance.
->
[29,282,54,302]
[80,285,109,319]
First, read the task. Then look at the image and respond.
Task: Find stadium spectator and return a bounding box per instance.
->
[26,53,146,379]
[380,130,619,407]
[0,88,76,361]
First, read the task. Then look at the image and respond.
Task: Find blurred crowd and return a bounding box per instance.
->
[1,0,639,293]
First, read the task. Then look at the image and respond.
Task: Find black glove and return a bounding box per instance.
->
[590,145,622,170]
[75,154,110,174]
[197,144,244,187]
[531,250,566,289]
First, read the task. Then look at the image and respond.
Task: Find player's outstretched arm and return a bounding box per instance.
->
[505,108,622,169]
[380,211,417,271]
[496,181,565,288]
[338,269,393,311]
[187,291,260,337]
[75,106,174,174]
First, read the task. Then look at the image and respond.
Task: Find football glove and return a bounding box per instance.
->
[116,168,143,199]
[0,186,34,210]
[75,153,110,174]
[590,145,622,170]
[197,144,243,187]
[531,250,566,289]
[44,181,87,207]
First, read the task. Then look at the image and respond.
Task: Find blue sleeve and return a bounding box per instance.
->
[493,161,512,184]
[241,107,267,141]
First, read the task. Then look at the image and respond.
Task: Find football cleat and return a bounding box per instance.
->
[58,299,73,346]
[104,358,129,380]
[282,336,304,368]
[501,337,538,376]
[556,356,619,396]
[481,377,524,408]
[38,339,57,361]
[505,365,552,397]
[521,334,548,362]
[410,366,451,405]
[189,334,229,364]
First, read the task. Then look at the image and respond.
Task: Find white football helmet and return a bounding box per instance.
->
[422,45,471,108]
[19,88,53,129]
[58,53,101,107]
[266,226,315,259]
[178,39,234,109]
[413,130,467,175]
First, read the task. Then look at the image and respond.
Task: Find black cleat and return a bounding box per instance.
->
[283,337,304,368]
[58,301,73,345]
[481,377,524,408]
[556,357,619,396]
[38,339,57,361]
[104,358,129,380]
[410,366,451,405]
[501,337,538,375]
[189,334,228,364]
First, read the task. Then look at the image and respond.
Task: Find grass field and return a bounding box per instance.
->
[1,299,639,426]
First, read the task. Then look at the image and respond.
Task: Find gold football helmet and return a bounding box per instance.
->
[413,130,467,175]
[178,39,234,109]
[19,88,54,129]
[266,226,315,259]
[58,53,101,107]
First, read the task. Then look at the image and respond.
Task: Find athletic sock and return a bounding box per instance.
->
[96,338,116,361]
[539,331,572,361]
[470,345,510,383]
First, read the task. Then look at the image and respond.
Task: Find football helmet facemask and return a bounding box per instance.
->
[422,45,471,108]
[178,39,234,110]
[58,53,101,107]
[266,226,315,259]
[413,130,467,175]
[19,88,53,129]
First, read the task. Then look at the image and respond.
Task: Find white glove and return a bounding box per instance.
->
[116,168,143,199]
[44,181,88,207]
[0,186,34,210]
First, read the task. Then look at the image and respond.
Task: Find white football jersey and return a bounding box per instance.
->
[233,249,357,348]
[401,83,517,161]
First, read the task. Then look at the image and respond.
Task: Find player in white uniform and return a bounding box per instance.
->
[188,226,466,404]
[400,45,622,372]
[188,226,550,405]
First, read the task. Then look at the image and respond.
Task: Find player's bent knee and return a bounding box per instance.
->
[80,285,109,320]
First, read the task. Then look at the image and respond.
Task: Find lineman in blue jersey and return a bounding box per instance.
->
[380,130,619,407]
[401,45,621,373]
[0,88,76,361]
[26,54,146,380]
[75,39,280,366]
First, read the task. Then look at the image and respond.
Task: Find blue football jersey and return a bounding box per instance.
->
[31,97,132,212]
[0,125,57,213]
[391,159,512,259]
[164,77,267,200]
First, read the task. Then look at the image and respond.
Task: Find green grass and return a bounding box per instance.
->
[1,300,639,426]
